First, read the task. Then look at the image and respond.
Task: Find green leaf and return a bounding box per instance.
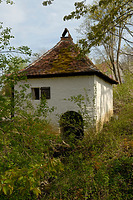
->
[8,185,13,195]
[2,185,8,195]
[32,187,41,197]
[4,179,11,184]
[18,176,24,181]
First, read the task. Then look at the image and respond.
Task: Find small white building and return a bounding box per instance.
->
[15,29,117,136]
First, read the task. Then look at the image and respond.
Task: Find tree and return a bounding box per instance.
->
[42,0,133,41]
[120,46,133,73]
[77,2,130,83]
[63,0,132,83]
[63,0,133,46]
[42,0,132,83]
[42,0,54,6]
[0,0,14,4]
[0,22,32,118]
[0,23,32,76]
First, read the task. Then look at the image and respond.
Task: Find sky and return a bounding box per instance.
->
[0,0,93,55]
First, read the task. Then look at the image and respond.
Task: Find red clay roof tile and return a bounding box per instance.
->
[22,30,118,84]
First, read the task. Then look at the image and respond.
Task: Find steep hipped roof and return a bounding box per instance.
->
[23,29,118,84]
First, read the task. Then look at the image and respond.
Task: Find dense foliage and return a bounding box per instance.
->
[0,72,132,199]
[42,72,133,200]
[0,1,132,199]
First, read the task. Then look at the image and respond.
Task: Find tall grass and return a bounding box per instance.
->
[44,73,133,199]
[0,72,132,199]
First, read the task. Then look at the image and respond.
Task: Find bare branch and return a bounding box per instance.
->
[95,46,113,71]
[123,25,133,37]
[103,39,133,56]
[109,31,133,44]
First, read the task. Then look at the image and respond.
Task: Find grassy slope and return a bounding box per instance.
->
[45,73,133,200]
[0,73,132,200]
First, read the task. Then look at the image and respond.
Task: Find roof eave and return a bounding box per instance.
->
[26,71,118,84]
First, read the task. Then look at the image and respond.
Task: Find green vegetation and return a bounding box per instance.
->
[0,72,132,199]
[0,1,132,199]
[51,47,74,73]
[43,0,133,84]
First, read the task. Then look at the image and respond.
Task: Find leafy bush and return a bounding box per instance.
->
[0,111,63,198]
[0,83,61,199]
[0,72,132,199]
[41,72,133,200]
[108,156,133,200]
[113,72,133,113]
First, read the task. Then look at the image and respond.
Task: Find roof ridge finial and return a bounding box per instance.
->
[61,28,73,41]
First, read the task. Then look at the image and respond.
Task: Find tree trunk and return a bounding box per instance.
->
[11,85,14,118]
[116,25,123,84]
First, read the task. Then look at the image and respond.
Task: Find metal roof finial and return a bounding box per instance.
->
[61,28,73,40]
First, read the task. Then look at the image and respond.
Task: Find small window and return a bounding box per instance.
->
[31,88,39,100]
[41,87,50,99]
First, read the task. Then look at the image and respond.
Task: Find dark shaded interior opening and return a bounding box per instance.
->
[31,88,39,100]
[60,111,84,141]
[41,87,50,99]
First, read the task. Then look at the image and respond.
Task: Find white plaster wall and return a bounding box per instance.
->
[15,75,95,127]
[94,75,113,126]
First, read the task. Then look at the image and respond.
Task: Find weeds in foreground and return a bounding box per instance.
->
[44,101,132,200]
[42,73,133,200]
[0,73,133,199]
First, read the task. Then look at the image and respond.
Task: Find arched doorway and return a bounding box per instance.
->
[60,111,84,142]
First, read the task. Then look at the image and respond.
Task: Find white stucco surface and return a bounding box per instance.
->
[15,75,94,126]
[94,75,113,127]
[15,75,114,129]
